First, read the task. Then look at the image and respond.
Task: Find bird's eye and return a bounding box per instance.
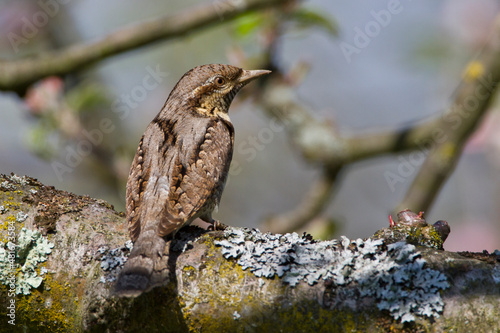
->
[214,77,226,86]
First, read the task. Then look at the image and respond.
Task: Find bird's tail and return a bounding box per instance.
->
[113,228,168,297]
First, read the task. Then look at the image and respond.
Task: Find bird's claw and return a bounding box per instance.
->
[207,220,228,231]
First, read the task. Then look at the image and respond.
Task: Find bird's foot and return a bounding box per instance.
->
[207,219,228,231]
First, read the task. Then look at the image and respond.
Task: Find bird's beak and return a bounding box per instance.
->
[238,69,271,84]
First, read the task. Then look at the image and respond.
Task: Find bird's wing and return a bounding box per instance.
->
[126,116,233,241]
[157,118,234,237]
[126,136,148,242]
[126,115,182,242]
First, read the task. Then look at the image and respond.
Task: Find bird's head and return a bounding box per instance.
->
[168,64,270,120]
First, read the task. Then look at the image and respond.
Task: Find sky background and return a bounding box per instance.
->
[1,0,499,252]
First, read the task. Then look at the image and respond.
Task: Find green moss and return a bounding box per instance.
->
[180,236,249,330]
[405,225,444,249]
[15,274,77,332]
[0,215,17,243]
[372,224,445,250]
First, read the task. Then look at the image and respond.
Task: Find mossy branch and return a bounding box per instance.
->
[0,173,499,332]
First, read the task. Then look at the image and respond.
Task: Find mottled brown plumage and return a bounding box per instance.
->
[114,64,270,297]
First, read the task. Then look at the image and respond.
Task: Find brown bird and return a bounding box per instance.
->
[114,64,270,297]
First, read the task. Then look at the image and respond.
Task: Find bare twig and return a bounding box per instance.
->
[259,79,346,168]
[395,16,500,213]
[0,0,291,93]
[259,74,451,167]
[343,119,441,162]
[264,167,339,233]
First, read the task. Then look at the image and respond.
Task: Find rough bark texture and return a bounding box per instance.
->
[0,173,499,333]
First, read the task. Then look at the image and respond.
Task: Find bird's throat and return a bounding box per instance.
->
[195,106,231,123]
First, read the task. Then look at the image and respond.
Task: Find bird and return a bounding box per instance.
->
[113,64,270,297]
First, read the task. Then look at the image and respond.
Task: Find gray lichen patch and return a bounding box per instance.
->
[96,240,133,283]
[16,211,28,222]
[0,227,54,295]
[492,265,500,284]
[215,227,449,323]
[98,227,206,283]
[0,174,29,191]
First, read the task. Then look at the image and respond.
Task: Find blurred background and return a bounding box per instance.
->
[0,0,499,252]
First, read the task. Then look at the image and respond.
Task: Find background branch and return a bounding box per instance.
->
[253,13,500,233]
[253,71,444,233]
[264,167,339,233]
[395,15,500,213]
[0,0,291,94]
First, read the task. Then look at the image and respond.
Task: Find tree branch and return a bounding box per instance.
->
[0,173,499,332]
[395,15,500,213]
[256,73,442,232]
[0,0,291,93]
[263,167,339,233]
[254,13,500,231]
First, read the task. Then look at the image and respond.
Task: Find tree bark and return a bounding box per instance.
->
[0,173,499,332]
